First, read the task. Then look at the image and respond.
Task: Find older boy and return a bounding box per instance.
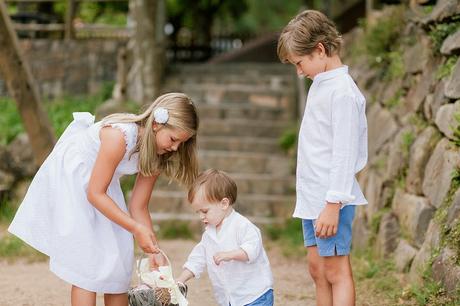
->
[176,169,273,306]
[277,10,368,306]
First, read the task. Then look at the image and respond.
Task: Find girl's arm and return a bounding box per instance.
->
[128,173,167,268]
[128,173,158,234]
[87,127,157,254]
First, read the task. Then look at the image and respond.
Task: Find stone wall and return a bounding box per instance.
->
[346,0,460,293]
[0,39,127,99]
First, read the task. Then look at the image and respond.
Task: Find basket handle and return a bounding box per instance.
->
[135,248,172,283]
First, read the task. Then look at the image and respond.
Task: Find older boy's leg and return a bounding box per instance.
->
[324,255,355,306]
[307,246,333,306]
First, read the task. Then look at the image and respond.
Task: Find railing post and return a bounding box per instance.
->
[65,0,76,39]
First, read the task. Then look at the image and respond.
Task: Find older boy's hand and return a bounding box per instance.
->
[315,202,341,238]
[213,251,232,265]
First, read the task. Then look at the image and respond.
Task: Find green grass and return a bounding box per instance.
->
[264,218,304,257]
[156,221,195,240]
[0,234,46,261]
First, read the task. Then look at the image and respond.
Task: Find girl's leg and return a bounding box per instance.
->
[104,293,128,306]
[324,254,355,306]
[307,246,333,306]
[71,285,96,306]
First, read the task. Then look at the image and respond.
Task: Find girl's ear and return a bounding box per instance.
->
[152,122,160,132]
[316,42,326,58]
[220,197,230,209]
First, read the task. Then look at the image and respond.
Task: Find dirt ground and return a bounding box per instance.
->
[0,239,316,306]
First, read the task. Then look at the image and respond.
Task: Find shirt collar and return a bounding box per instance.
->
[313,65,348,83]
[206,209,236,240]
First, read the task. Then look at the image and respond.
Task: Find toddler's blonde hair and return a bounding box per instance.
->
[277,10,343,63]
[188,169,237,205]
[103,92,199,187]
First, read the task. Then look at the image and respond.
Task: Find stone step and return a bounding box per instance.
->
[198,136,282,153]
[155,173,296,195]
[150,213,285,232]
[199,118,291,137]
[149,190,295,219]
[197,103,289,120]
[198,150,292,176]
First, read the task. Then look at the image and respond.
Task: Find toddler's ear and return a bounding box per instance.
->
[220,197,230,209]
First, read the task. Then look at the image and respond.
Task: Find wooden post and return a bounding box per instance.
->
[0,0,55,165]
[65,0,76,39]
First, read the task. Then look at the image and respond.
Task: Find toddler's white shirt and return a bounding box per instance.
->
[294,66,368,220]
[183,210,273,306]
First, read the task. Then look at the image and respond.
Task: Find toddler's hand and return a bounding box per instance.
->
[133,222,159,254]
[213,252,231,265]
[315,202,340,238]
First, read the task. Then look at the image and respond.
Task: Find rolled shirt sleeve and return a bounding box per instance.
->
[325,94,360,204]
[238,225,262,263]
[183,241,207,278]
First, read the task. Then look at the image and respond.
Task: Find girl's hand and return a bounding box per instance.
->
[148,252,168,271]
[315,202,341,238]
[133,222,159,254]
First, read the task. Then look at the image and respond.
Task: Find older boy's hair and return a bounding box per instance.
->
[188,169,237,205]
[277,10,343,63]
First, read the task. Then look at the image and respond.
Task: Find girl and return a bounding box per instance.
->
[8,92,199,306]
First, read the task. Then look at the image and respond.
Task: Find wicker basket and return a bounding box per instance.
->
[128,250,188,306]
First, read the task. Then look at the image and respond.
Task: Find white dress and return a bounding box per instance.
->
[8,112,140,293]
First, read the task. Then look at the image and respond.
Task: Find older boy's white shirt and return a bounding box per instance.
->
[183,210,273,306]
[294,65,368,220]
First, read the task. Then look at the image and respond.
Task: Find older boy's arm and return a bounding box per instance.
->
[317,94,362,238]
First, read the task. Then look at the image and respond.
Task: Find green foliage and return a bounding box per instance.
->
[278,127,297,152]
[401,131,415,157]
[451,112,460,147]
[0,82,125,144]
[0,199,16,223]
[265,218,304,257]
[363,6,405,68]
[230,0,304,34]
[429,19,460,54]
[157,221,194,240]
[0,97,23,145]
[384,50,405,80]
[384,88,405,109]
[436,56,458,80]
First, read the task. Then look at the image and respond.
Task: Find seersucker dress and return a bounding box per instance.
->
[8,112,140,293]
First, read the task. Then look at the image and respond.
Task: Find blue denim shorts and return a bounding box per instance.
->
[302,205,356,257]
[230,289,274,306]
[245,289,274,306]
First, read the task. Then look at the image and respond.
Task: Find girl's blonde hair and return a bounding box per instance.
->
[277,10,343,63]
[102,92,199,187]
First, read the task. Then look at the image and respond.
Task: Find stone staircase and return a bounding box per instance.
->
[149,63,297,226]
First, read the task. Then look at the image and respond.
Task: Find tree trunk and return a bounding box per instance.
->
[0,1,55,165]
[128,0,166,104]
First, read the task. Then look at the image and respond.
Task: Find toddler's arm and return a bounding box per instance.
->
[176,268,195,284]
[213,248,249,265]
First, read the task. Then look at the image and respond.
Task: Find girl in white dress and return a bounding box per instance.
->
[8,92,199,306]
